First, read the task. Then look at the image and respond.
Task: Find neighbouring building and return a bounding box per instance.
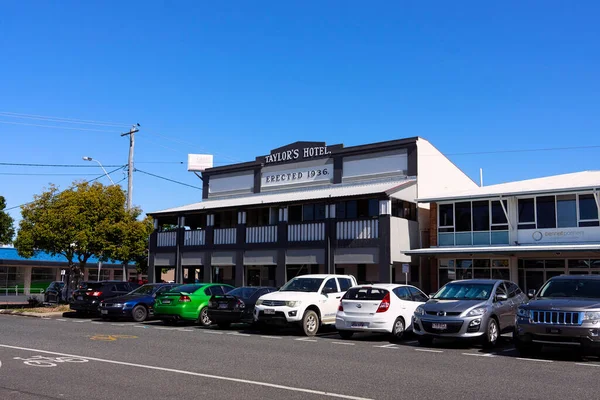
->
[147,137,478,288]
[0,247,138,295]
[404,171,600,293]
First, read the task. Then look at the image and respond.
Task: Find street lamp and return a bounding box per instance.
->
[82,156,115,185]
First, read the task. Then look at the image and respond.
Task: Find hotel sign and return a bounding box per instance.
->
[518,227,600,244]
[261,141,341,165]
[261,164,333,188]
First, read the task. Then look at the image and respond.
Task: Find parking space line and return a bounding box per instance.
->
[91,322,103,325]
[414,348,443,353]
[56,319,67,322]
[374,344,398,349]
[260,336,282,339]
[73,320,87,323]
[331,341,355,346]
[204,331,224,335]
[227,332,251,337]
[295,337,317,342]
[575,363,600,367]
[0,344,373,400]
[111,324,126,326]
[179,329,194,332]
[134,325,147,329]
[516,358,553,363]
[462,353,496,358]
[154,327,181,330]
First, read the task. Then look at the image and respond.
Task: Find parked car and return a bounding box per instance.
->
[412,279,528,347]
[515,275,600,356]
[44,281,65,304]
[336,284,428,341]
[69,281,140,315]
[154,283,234,326]
[254,274,357,336]
[208,286,278,328]
[98,283,180,322]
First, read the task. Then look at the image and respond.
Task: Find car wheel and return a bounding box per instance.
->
[390,317,405,342]
[197,307,211,327]
[338,330,354,339]
[217,322,231,329]
[482,318,499,348]
[132,305,148,323]
[417,335,434,346]
[302,310,319,336]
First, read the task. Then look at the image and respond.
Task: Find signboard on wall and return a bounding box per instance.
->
[261,164,333,188]
[260,141,343,166]
[187,154,214,172]
[518,227,600,244]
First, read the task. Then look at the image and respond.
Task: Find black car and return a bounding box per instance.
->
[44,281,65,304]
[208,286,278,328]
[98,283,180,322]
[70,281,140,315]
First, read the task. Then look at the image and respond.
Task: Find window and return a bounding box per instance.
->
[344,287,387,300]
[357,264,367,283]
[393,287,412,301]
[336,202,346,219]
[392,200,417,221]
[288,205,302,223]
[438,203,454,231]
[247,208,270,227]
[302,204,315,221]
[368,199,379,217]
[315,203,327,220]
[337,278,353,292]
[115,283,130,292]
[536,196,556,229]
[472,201,490,231]
[494,283,508,300]
[214,210,237,228]
[491,200,508,228]
[579,194,599,226]
[518,198,535,229]
[345,201,358,219]
[322,278,338,293]
[31,268,56,284]
[455,202,471,232]
[408,287,429,302]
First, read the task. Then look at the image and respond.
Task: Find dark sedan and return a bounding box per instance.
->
[98,283,180,322]
[44,281,65,304]
[70,281,140,315]
[208,286,278,328]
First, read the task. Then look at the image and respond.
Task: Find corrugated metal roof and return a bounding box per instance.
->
[417,171,600,202]
[403,243,600,255]
[0,247,135,266]
[150,178,416,215]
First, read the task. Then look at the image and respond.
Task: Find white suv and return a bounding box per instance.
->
[254,274,357,336]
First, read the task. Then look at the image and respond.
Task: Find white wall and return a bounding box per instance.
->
[209,172,254,197]
[342,150,408,182]
[390,217,420,263]
[416,138,478,199]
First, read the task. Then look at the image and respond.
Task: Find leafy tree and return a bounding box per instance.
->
[102,214,154,276]
[0,196,15,244]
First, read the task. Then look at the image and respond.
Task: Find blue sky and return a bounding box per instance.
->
[1,1,599,227]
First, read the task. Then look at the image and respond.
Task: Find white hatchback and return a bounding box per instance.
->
[335,284,429,341]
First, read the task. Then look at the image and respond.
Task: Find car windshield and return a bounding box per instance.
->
[227,287,260,298]
[538,279,600,299]
[80,282,103,290]
[129,285,156,295]
[164,284,204,294]
[280,277,324,292]
[344,287,388,300]
[433,283,494,300]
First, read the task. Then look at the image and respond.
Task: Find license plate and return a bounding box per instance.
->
[101,310,108,315]
[351,322,366,328]
[162,299,171,304]
[432,323,447,330]
[77,296,83,301]
[547,328,561,334]
[218,303,229,309]
[264,309,275,314]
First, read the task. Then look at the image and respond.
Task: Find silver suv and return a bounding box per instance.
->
[413,279,528,347]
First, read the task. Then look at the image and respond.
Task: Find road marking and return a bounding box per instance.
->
[154,327,182,330]
[516,358,553,363]
[0,344,373,400]
[227,332,251,337]
[462,353,496,358]
[91,322,103,325]
[134,325,147,329]
[260,336,282,340]
[414,349,443,353]
[575,363,600,368]
[295,337,317,342]
[374,344,398,349]
[331,341,354,346]
[111,324,126,327]
[73,320,87,323]
[203,331,223,335]
[89,334,138,341]
[56,319,67,322]
[179,329,194,332]
[501,348,515,353]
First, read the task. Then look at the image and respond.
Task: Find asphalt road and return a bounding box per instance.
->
[0,314,599,400]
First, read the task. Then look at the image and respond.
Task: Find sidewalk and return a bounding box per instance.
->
[0,294,44,306]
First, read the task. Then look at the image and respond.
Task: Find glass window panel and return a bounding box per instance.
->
[473,259,490,268]
[455,232,472,245]
[545,260,565,269]
[357,199,370,218]
[303,204,315,221]
[521,259,545,269]
[568,259,590,269]
[518,198,535,223]
[491,200,508,224]
[491,269,510,280]
[492,259,509,268]
[591,260,600,269]
[314,204,326,221]
[490,231,509,244]
[288,205,302,223]
[346,201,358,219]
[456,259,472,280]
[579,194,599,220]
[438,233,455,246]
[455,202,472,232]
[525,270,545,292]
[579,221,600,227]
[438,204,454,227]
[439,269,453,287]
[536,196,556,229]
[368,199,379,217]
[557,195,577,228]
[336,202,346,219]
[473,269,490,279]
[473,232,490,245]
[472,201,490,231]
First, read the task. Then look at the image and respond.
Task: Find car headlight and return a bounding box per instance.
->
[122,303,132,309]
[517,308,530,318]
[583,312,600,321]
[285,301,301,307]
[256,299,264,306]
[466,307,487,317]
[414,306,425,316]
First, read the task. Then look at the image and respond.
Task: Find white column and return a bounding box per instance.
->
[379,199,391,215]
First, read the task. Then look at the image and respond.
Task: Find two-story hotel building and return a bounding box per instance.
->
[405,171,600,293]
[147,137,478,288]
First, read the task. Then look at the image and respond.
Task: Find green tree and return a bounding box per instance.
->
[0,196,15,244]
[103,214,154,277]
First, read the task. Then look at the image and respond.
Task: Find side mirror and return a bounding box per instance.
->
[495,293,508,302]
[527,289,536,299]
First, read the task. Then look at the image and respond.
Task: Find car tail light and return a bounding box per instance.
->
[178,295,191,302]
[338,301,344,312]
[90,291,102,297]
[236,299,245,309]
[376,292,390,313]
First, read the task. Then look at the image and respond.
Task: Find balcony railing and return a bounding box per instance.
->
[156,231,177,247]
[184,230,205,246]
[288,222,325,242]
[246,225,278,243]
[214,228,237,245]
[336,219,379,240]
[438,231,509,246]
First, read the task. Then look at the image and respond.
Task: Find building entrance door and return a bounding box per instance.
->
[247,266,262,286]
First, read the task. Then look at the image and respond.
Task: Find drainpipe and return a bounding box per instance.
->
[594,189,600,216]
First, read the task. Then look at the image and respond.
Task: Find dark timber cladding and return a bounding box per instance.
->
[149,137,420,287]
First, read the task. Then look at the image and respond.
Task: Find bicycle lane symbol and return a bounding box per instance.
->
[13,355,89,368]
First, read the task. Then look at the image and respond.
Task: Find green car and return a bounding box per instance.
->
[154,283,235,326]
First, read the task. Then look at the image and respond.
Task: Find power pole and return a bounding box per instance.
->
[121,124,140,210]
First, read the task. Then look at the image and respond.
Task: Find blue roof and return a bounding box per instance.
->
[0,247,135,266]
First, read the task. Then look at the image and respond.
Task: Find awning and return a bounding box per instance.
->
[150,178,416,215]
[403,243,600,256]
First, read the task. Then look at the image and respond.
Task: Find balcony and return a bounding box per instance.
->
[156,231,177,247]
[246,225,278,243]
[214,228,237,245]
[288,222,325,242]
[184,230,205,246]
[438,231,509,246]
[336,219,379,240]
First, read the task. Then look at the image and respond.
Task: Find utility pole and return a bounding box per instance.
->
[121,124,140,210]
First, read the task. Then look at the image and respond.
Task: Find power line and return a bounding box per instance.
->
[0,172,113,176]
[0,119,118,133]
[0,111,130,127]
[135,169,203,190]
[0,162,188,167]
[142,131,243,163]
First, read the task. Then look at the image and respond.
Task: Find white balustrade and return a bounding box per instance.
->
[184,230,205,246]
[156,231,177,247]
[336,220,379,240]
[288,223,325,242]
[246,226,278,243]
[214,228,237,245]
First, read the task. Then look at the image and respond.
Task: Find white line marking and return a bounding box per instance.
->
[179,329,194,332]
[260,336,282,340]
[134,325,147,329]
[91,322,103,325]
[374,344,398,348]
[501,348,515,353]
[111,324,126,327]
[331,341,355,346]
[462,353,496,358]
[575,363,600,368]
[414,348,443,353]
[227,332,251,337]
[203,331,224,335]
[0,344,372,400]
[516,358,553,363]
[295,338,317,342]
[73,320,87,323]
[56,319,67,322]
